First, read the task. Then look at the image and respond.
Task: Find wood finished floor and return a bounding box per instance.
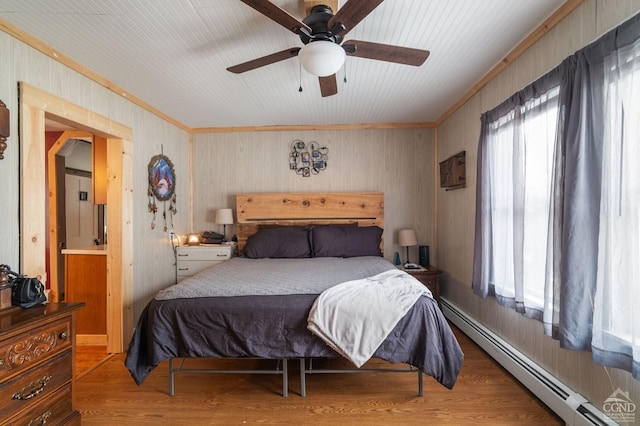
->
[74,326,563,425]
[76,345,112,379]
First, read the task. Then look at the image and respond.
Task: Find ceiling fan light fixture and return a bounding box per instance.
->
[298,40,345,77]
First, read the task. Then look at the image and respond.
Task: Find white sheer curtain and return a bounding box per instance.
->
[592,39,640,378]
[473,83,559,320]
[483,91,558,316]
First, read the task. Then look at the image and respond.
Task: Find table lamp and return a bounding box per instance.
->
[215,208,234,242]
[398,229,418,266]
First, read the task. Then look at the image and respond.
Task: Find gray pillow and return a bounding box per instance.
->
[311,225,383,258]
[243,227,311,258]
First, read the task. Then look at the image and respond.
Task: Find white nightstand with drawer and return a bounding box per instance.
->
[176,245,232,281]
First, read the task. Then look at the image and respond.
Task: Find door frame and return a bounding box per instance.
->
[19,82,133,353]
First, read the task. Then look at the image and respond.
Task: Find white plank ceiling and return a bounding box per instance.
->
[0,0,566,128]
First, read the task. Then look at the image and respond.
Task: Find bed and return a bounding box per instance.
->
[125,192,463,397]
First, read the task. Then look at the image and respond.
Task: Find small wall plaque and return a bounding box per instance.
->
[439,151,466,190]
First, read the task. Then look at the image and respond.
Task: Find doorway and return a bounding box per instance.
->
[19,82,133,353]
[47,131,102,302]
[47,131,108,348]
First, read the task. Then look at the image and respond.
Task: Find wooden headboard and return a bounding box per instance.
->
[236,192,384,254]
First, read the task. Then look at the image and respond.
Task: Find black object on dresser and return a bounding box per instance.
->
[418,245,430,267]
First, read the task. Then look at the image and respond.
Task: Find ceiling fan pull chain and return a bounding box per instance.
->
[298,62,303,92]
[344,61,347,84]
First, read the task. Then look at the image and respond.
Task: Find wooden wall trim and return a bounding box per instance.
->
[191,122,437,133]
[435,0,585,125]
[20,83,134,141]
[0,18,189,133]
[20,103,46,281]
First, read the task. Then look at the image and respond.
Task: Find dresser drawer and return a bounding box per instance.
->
[421,276,437,292]
[0,350,72,416]
[177,260,226,277]
[176,246,232,261]
[0,318,72,382]
[2,382,74,426]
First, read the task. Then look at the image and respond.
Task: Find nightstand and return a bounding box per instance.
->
[176,245,233,282]
[399,266,442,306]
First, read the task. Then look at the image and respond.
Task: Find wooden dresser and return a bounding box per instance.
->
[0,302,84,425]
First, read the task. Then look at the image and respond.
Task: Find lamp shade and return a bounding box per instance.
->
[215,208,234,225]
[298,40,346,77]
[398,229,418,247]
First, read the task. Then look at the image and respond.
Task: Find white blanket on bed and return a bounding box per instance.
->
[307,269,432,367]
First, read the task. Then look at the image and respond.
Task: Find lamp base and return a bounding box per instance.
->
[403,247,420,269]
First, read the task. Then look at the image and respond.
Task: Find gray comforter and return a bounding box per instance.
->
[125,257,463,389]
[156,257,398,298]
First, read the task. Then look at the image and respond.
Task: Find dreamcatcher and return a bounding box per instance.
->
[147,151,177,231]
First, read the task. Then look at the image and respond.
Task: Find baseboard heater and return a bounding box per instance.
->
[440,298,612,426]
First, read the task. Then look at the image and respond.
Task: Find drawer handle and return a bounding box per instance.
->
[177,267,190,271]
[12,374,52,400]
[28,410,51,426]
[59,331,68,340]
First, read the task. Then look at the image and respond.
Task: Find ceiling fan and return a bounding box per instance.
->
[227,0,430,97]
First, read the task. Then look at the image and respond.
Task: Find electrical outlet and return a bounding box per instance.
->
[168,230,176,241]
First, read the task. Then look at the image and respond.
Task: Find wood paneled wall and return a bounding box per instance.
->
[191,128,436,261]
[0,30,191,332]
[437,0,640,412]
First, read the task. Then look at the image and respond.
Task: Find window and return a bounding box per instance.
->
[473,13,640,380]
[592,41,640,367]
[476,86,559,318]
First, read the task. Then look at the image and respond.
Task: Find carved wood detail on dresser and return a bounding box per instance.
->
[0,302,84,425]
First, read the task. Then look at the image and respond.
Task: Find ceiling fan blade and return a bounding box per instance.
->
[328,0,384,36]
[240,0,311,34]
[344,40,430,66]
[319,74,338,97]
[227,48,301,74]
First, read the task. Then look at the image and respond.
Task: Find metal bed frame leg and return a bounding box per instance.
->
[282,359,288,397]
[418,370,423,397]
[169,358,175,396]
[299,358,306,397]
